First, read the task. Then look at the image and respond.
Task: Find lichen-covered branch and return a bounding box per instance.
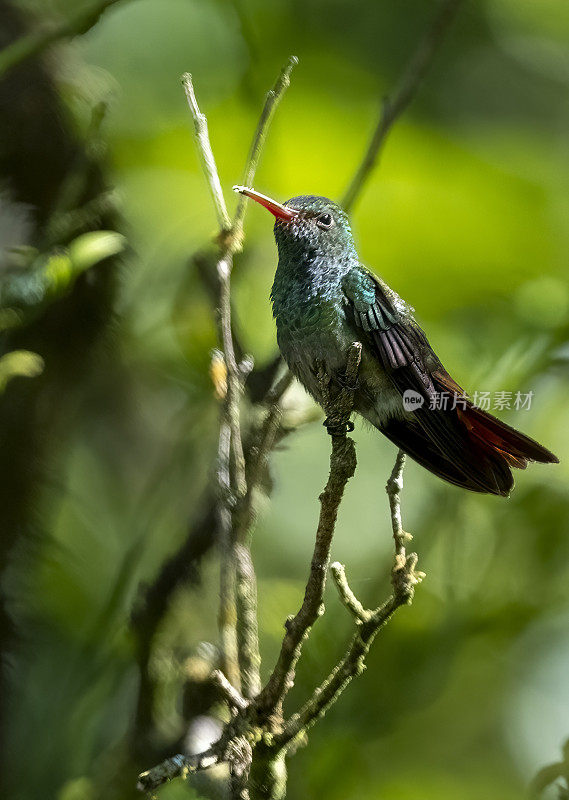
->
[234,542,261,700]
[342,0,464,211]
[256,343,361,717]
[218,416,241,688]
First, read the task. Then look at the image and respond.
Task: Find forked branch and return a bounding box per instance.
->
[273,448,423,748]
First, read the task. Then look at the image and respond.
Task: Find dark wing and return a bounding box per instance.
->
[342,266,557,495]
[342,267,438,393]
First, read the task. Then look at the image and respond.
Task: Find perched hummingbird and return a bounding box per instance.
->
[233,186,558,495]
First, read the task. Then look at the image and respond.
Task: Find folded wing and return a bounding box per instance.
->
[343,266,558,495]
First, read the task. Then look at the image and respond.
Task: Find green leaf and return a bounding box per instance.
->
[68,230,126,273]
[0,349,44,392]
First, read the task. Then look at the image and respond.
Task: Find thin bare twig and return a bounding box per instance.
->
[137,749,219,794]
[342,0,464,211]
[0,0,130,79]
[330,562,368,623]
[211,668,248,713]
[179,77,249,695]
[234,56,298,230]
[387,450,406,549]
[182,74,232,232]
[217,56,297,705]
[387,449,417,597]
[217,255,247,498]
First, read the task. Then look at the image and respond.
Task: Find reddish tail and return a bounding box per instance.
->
[381,371,558,496]
[457,402,558,469]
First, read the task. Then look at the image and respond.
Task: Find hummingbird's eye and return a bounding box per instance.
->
[316,213,333,230]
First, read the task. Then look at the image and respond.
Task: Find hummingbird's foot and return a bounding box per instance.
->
[323,418,355,437]
[335,371,360,392]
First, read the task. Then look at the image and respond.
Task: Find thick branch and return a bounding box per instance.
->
[342,0,463,211]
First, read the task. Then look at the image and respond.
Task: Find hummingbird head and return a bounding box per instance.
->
[233,186,358,265]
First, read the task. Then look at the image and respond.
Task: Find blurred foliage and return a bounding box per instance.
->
[2,1,569,799]
[1,230,125,319]
[0,349,43,391]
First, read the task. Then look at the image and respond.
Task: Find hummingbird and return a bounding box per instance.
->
[233,186,558,495]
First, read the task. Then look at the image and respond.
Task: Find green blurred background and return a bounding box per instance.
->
[2,0,569,798]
